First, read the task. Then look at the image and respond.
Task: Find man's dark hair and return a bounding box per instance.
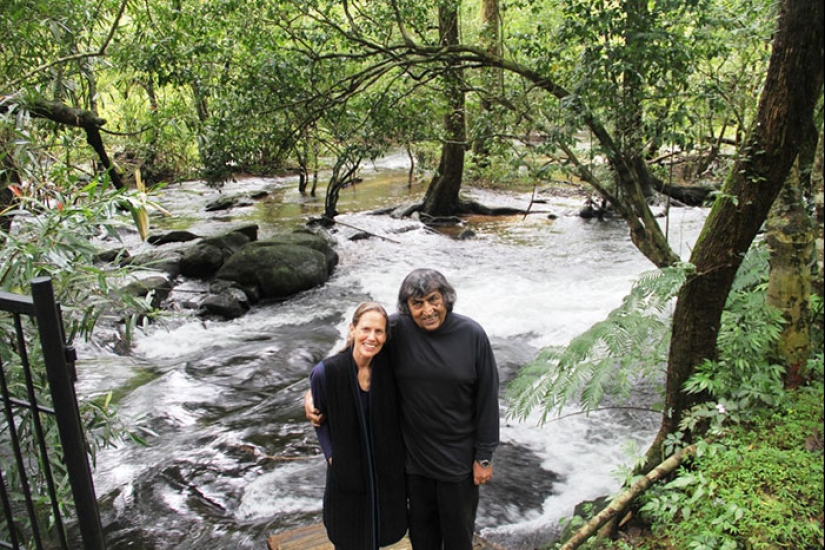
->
[396,268,457,315]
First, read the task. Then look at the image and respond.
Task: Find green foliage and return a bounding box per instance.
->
[0,168,156,377]
[507,262,694,422]
[1,144,160,338]
[1,114,153,548]
[634,384,823,550]
[512,242,822,547]
[682,246,787,431]
[3,0,778,200]
[507,241,795,428]
[591,244,824,550]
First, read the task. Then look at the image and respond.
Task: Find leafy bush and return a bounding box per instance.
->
[1,113,154,547]
[621,247,824,550]
[636,383,823,550]
[681,246,787,431]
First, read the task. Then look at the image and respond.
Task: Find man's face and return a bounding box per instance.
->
[407,290,447,331]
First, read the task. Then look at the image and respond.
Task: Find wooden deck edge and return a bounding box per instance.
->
[267,524,412,550]
[267,523,505,550]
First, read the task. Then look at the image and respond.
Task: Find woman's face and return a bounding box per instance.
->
[350,310,387,363]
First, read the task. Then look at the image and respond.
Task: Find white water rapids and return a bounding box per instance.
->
[73,154,708,549]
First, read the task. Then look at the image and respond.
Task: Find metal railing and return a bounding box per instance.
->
[0,277,105,550]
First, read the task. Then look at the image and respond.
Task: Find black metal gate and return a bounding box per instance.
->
[0,277,106,550]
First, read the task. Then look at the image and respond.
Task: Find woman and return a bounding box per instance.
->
[309,302,407,549]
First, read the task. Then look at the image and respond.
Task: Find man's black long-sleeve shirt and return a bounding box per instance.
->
[389,311,500,482]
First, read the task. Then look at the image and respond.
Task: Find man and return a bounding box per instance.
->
[307,268,500,550]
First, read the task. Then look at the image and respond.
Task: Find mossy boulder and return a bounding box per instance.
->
[214,232,338,300]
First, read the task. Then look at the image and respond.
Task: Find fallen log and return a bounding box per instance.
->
[559,443,697,550]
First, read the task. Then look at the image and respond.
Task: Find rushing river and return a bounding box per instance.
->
[73,154,708,549]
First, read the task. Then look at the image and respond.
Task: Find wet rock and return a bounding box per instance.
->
[179,227,257,278]
[205,193,256,212]
[147,230,200,246]
[205,195,240,212]
[200,287,250,319]
[94,247,130,264]
[118,274,173,309]
[215,233,337,300]
[122,248,186,277]
[115,224,337,320]
[262,230,339,274]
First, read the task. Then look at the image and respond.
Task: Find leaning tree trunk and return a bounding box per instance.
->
[422,1,466,217]
[766,163,814,389]
[645,0,824,468]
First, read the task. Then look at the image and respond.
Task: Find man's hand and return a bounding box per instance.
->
[304,389,325,427]
[473,460,494,486]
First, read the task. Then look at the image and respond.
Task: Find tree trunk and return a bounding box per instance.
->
[190,80,210,169]
[796,113,819,196]
[812,123,824,301]
[646,0,824,467]
[576,112,680,268]
[422,1,466,217]
[766,164,814,389]
[139,75,163,183]
[324,147,363,219]
[471,0,501,162]
[618,0,654,201]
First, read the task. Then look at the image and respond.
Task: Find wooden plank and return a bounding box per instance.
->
[267,524,501,550]
[267,524,413,550]
[267,524,335,550]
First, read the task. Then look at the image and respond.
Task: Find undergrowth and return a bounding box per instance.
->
[613,379,823,550]
[527,243,824,550]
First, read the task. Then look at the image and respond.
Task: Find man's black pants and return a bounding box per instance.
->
[406,474,479,550]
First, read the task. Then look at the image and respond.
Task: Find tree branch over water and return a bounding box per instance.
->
[0,99,124,189]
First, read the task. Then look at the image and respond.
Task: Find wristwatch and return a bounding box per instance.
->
[477,458,492,468]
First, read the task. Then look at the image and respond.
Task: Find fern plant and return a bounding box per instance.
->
[507,243,787,427]
[507,262,695,423]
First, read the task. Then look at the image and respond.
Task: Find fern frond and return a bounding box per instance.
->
[506,262,694,423]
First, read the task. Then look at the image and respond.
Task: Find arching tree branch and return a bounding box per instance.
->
[1,98,124,189]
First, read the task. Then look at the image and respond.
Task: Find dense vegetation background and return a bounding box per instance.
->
[1,1,822,548]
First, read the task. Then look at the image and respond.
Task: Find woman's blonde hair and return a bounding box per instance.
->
[340,301,390,351]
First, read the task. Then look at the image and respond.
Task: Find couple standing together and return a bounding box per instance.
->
[305,268,500,550]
